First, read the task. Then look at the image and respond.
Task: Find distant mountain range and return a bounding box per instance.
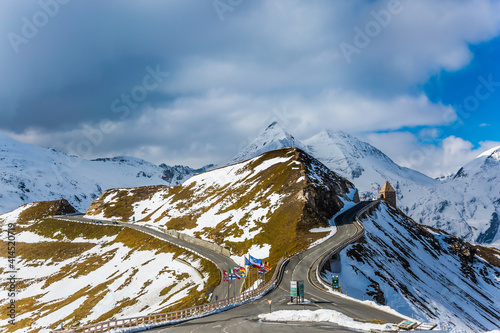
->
[0,132,212,214]
[1,123,499,246]
[231,122,500,246]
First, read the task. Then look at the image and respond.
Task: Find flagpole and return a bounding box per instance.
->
[253,265,255,291]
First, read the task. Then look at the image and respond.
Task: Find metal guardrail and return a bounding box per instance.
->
[52,256,288,333]
[144,224,232,257]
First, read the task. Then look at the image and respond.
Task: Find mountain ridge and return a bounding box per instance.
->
[85,147,357,265]
[0,132,210,214]
[233,123,500,246]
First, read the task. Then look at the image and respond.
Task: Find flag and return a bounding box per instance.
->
[291,135,294,140]
[258,270,264,275]
[245,257,252,266]
[223,270,228,282]
[249,255,264,268]
[240,267,246,272]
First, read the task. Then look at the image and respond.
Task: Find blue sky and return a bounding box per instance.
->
[424,37,500,145]
[0,0,499,177]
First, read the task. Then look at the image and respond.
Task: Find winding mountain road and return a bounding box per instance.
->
[144,201,406,333]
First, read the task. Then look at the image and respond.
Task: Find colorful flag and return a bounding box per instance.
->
[245,257,252,266]
[249,255,264,268]
[223,270,228,282]
[237,267,246,277]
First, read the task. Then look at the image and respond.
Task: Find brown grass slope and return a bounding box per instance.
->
[0,215,219,333]
[86,148,356,268]
[16,199,77,225]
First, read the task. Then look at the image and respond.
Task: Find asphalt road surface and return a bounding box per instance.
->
[144,201,406,332]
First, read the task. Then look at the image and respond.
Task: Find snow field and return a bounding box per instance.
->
[258,309,396,331]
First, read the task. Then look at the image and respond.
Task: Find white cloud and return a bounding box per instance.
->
[364,132,500,177]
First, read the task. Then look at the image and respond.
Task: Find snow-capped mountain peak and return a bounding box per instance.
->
[477,145,500,159]
[228,122,308,165]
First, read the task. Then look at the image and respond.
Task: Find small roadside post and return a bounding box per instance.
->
[298,280,304,303]
[267,299,272,313]
[332,275,339,290]
[291,280,298,303]
[291,280,305,304]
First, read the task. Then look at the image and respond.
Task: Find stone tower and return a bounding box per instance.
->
[379,181,396,208]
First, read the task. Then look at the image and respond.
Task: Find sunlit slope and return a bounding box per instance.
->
[86,148,357,264]
[0,201,219,333]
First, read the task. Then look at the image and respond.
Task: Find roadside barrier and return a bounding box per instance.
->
[315,200,380,288]
[52,256,287,333]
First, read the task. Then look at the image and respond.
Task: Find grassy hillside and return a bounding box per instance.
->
[0,202,219,333]
[86,148,356,268]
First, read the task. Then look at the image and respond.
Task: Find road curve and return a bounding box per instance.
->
[54,215,242,300]
[146,201,406,333]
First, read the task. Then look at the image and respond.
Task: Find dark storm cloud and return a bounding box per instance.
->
[0,0,225,131]
[0,0,499,172]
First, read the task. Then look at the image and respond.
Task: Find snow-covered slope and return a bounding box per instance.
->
[228,122,308,165]
[323,201,500,332]
[408,146,500,245]
[232,123,500,245]
[86,148,357,265]
[0,132,210,214]
[304,130,437,199]
[0,201,219,333]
